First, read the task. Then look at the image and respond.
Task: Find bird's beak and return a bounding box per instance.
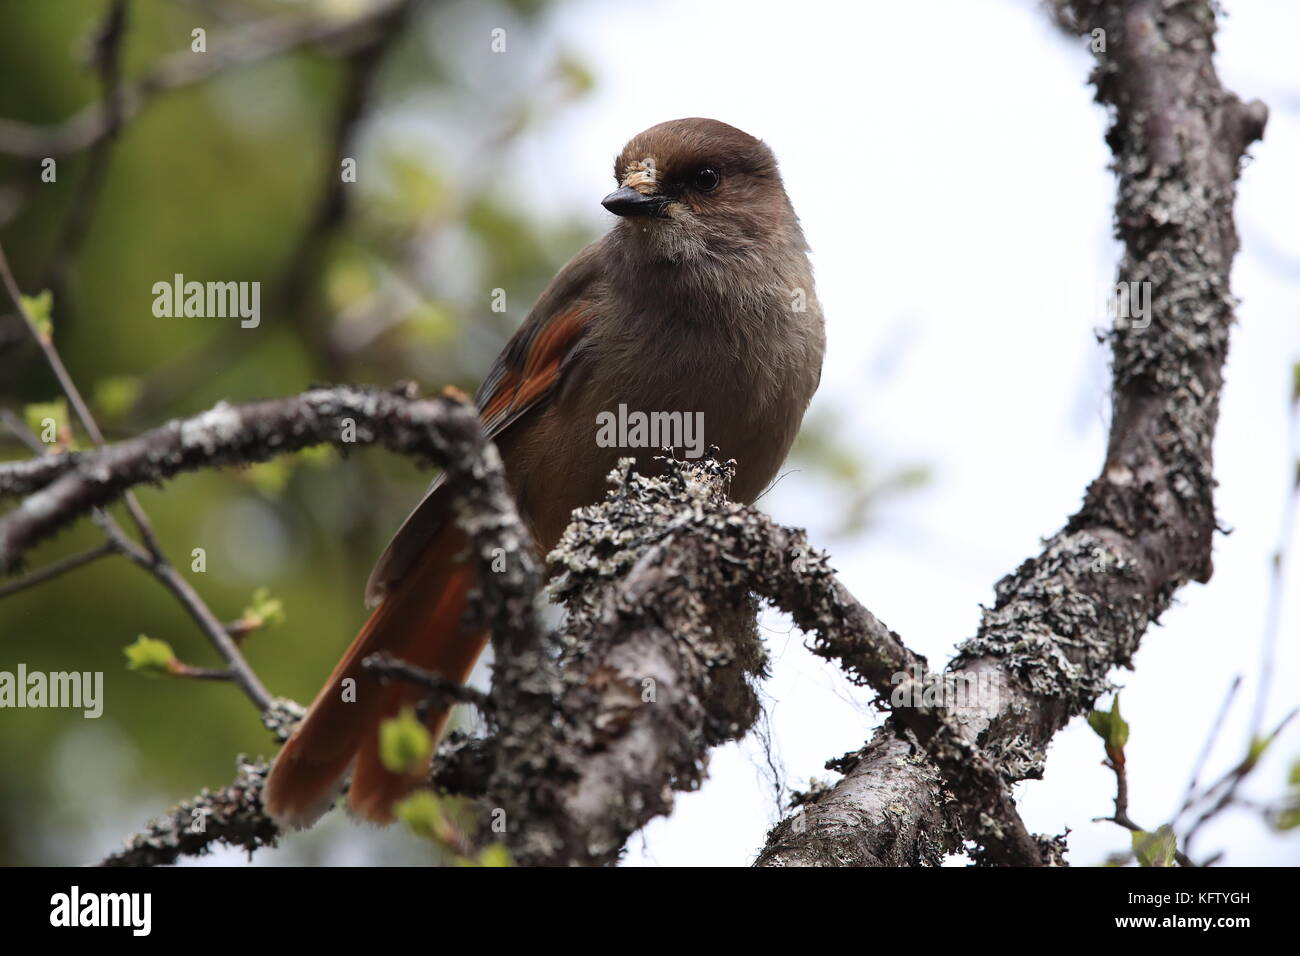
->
[601,186,670,218]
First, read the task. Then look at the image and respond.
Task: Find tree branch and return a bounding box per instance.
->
[0,242,275,711]
[0,0,415,159]
[8,388,1038,865]
[0,384,502,569]
[481,454,1042,865]
[0,540,117,598]
[362,651,495,715]
[99,758,278,867]
[756,0,1267,867]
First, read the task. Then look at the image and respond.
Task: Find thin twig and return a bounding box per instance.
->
[0,240,273,711]
[362,651,495,715]
[1178,676,1243,819]
[0,241,163,558]
[0,541,117,599]
[1,409,47,454]
[1180,708,1299,853]
[1251,389,1300,740]
[1095,742,1196,867]
[170,663,234,682]
[0,0,412,159]
[44,0,131,298]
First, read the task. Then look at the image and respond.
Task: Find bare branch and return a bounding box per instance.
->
[362,651,495,715]
[277,0,418,378]
[0,541,117,599]
[0,0,415,159]
[0,242,165,558]
[0,242,274,711]
[0,384,493,569]
[43,0,131,298]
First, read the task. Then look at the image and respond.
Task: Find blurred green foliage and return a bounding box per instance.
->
[0,0,594,865]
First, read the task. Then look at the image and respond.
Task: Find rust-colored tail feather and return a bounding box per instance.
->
[263,525,487,829]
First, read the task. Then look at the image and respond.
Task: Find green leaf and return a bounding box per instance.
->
[23,399,72,448]
[1087,696,1129,755]
[1132,824,1178,867]
[1244,735,1270,771]
[394,790,442,840]
[123,635,178,677]
[241,587,285,629]
[1292,361,1300,404]
[1107,696,1130,750]
[379,707,432,775]
[1278,759,1300,832]
[21,289,53,340]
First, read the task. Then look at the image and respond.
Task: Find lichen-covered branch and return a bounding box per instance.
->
[19,382,542,865]
[0,380,542,724]
[99,758,279,867]
[60,399,1034,866]
[757,0,1266,867]
[482,455,1042,865]
[0,384,507,571]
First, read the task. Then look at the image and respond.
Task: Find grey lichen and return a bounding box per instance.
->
[760,0,1264,868]
[956,530,1141,712]
[100,757,278,867]
[488,455,771,865]
[261,697,306,743]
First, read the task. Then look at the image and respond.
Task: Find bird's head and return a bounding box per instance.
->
[603,118,800,264]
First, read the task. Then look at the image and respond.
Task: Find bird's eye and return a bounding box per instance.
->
[694,167,721,192]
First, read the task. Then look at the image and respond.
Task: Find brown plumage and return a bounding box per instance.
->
[263,118,825,828]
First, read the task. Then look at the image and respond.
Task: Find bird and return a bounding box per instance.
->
[262,117,825,828]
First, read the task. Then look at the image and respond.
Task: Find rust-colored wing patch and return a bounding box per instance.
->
[476,303,590,439]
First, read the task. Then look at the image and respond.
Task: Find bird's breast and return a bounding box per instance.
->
[499,295,823,553]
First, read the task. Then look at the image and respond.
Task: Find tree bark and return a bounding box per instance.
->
[756,0,1266,867]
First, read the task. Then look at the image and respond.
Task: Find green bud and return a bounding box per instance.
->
[1132,824,1177,867]
[21,289,53,340]
[379,707,433,775]
[124,635,178,677]
[394,790,442,840]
